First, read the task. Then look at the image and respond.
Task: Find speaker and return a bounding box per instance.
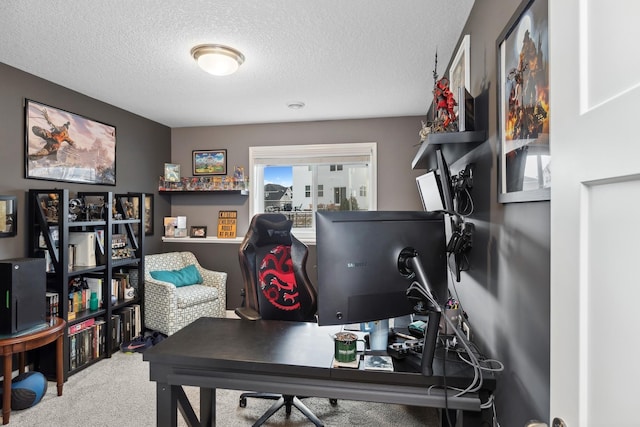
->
[0,258,46,335]
[0,371,48,410]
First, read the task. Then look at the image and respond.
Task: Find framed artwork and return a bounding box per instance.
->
[449,34,470,100]
[164,163,180,182]
[0,196,17,237]
[497,0,550,203]
[190,226,207,238]
[25,99,116,185]
[143,194,154,235]
[193,149,227,176]
[130,194,154,235]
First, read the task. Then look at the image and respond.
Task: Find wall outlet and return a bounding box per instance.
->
[462,321,471,340]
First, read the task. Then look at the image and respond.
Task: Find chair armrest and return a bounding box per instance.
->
[144,277,178,307]
[235,306,261,321]
[197,268,227,308]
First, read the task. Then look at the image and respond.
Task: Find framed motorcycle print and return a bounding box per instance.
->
[24,99,116,185]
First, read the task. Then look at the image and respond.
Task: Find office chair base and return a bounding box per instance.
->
[244,394,324,427]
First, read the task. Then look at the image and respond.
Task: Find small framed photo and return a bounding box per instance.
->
[234,166,245,181]
[193,149,227,176]
[449,34,470,100]
[0,196,17,237]
[190,226,207,238]
[164,163,181,182]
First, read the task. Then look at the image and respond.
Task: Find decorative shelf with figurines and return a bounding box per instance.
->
[158,164,249,195]
[158,177,249,195]
[412,53,486,171]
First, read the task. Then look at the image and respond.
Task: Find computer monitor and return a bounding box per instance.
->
[316,210,448,375]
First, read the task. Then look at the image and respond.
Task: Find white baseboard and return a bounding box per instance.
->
[225,309,240,319]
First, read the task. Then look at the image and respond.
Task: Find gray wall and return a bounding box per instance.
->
[168,116,427,307]
[0,62,172,260]
[449,0,550,424]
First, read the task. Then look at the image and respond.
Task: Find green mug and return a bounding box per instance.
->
[334,332,358,363]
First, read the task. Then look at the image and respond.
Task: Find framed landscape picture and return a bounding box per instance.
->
[193,149,227,176]
[25,99,116,185]
[496,0,550,203]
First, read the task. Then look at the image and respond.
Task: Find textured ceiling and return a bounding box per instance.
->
[0,1,475,128]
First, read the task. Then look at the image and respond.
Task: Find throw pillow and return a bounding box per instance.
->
[149,264,203,287]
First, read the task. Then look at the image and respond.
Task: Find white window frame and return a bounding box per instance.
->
[249,142,378,244]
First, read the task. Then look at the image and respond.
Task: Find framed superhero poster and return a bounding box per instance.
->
[497,0,549,203]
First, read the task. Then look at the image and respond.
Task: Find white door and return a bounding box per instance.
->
[550,0,640,425]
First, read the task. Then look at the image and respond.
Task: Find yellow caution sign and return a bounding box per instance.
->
[217,210,237,238]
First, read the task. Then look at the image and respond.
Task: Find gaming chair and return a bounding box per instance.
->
[235,213,328,426]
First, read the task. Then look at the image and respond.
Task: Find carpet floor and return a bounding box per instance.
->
[3,350,441,426]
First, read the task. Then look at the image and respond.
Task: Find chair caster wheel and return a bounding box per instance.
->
[239,397,247,407]
[329,399,338,406]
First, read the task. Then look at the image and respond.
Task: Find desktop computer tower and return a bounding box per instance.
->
[0,258,46,335]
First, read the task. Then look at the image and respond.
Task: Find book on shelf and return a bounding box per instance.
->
[132,304,142,338]
[94,319,106,357]
[111,314,122,349]
[46,292,59,317]
[68,317,96,334]
[113,271,130,301]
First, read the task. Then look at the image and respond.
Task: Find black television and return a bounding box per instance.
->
[316,210,448,375]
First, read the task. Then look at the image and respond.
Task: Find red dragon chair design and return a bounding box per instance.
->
[235,213,329,426]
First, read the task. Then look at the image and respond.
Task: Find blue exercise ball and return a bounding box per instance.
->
[0,371,48,410]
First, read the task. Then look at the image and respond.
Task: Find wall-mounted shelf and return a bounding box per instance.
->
[159,189,249,196]
[412,130,486,170]
[162,236,245,244]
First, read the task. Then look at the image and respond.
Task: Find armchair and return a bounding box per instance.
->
[144,251,227,336]
[235,213,330,427]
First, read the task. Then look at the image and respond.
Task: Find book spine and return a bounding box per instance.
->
[68,317,96,334]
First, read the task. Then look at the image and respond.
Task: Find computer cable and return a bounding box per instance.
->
[441,342,454,427]
[454,186,474,216]
[426,314,483,398]
[457,350,505,373]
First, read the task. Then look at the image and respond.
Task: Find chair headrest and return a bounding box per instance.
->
[253,215,293,247]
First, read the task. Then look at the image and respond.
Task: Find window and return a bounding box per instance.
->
[249,142,377,243]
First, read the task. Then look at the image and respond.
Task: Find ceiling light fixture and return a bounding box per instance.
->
[287,101,306,110]
[191,44,245,76]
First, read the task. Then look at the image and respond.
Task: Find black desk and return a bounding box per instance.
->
[143,317,494,427]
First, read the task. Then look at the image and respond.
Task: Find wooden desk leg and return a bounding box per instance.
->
[200,388,215,427]
[156,382,178,427]
[2,354,12,425]
[55,334,63,396]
